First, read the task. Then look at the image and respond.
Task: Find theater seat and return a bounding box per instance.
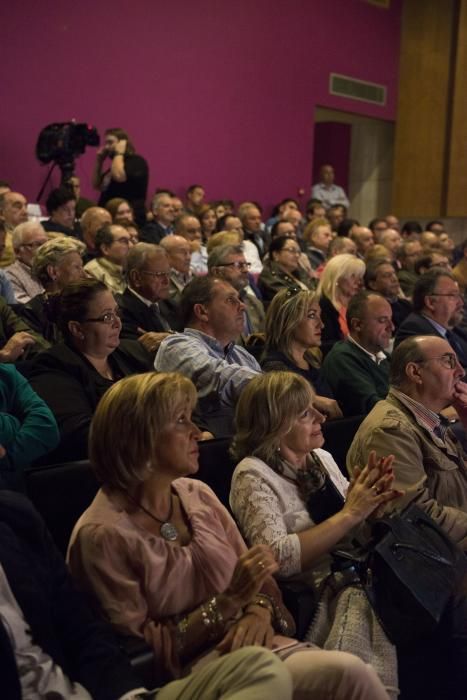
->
[322,415,365,477]
[195,437,234,511]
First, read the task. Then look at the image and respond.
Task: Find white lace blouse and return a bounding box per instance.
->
[230,450,349,586]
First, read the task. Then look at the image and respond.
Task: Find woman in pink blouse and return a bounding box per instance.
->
[68,371,390,699]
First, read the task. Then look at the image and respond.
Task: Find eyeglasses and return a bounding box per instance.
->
[140,270,171,279]
[21,241,47,250]
[217,261,251,270]
[113,237,131,245]
[429,292,463,299]
[82,308,123,325]
[414,353,459,369]
[282,247,301,255]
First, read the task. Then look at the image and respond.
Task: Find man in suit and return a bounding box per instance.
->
[117,243,179,340]
[141,193,175,244]
[364,258,412,330]
[395,269,467,369]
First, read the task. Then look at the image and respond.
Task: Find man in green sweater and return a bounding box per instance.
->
[321,291,393,416]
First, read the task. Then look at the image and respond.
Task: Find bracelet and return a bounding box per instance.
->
[200,596,224,640]
[252,592,291,635]
[250,594,275,617]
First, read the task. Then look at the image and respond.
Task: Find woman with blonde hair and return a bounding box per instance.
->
[230,371,400,697]
[68,371,391,700]
[316,253,365,354]
[261,288,341,418]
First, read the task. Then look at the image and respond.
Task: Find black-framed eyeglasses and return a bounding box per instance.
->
[216,261,251,270]
[429,292,463,299]
[140,270,171,279]
[82,308,123,325]
[413,353,459,369]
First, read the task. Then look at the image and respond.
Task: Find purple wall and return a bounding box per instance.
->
[0,0,401,214]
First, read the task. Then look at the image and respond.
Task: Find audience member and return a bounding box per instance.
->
[184,183,205,215]
[305,199,327,221]
[401,220,423,238]
[93,127,148,226]
[26,279,152,461]
[171,195,184,219]
[68,371,390,700]
[65,174,95,218]
[438,231,455,261]
[0,191,28,267]
[414,251,450,275]
[42,187,78,237]
[0,491,291,700]
[327,235,357,258]
[302,218,333,270]
[385,214,400,232]
[347,335,467,548]
[173,213,207,275]
[79,206,112,261]
[269,220,312,279]
[155,277,260,435]
[326,204,346,232]
[5,221,47,302]
[0,364,59,488]
[261,288,341,417]
[121,220,140,245]
[368,218,388,241]
[160,234,193,304]
[141,192,175,244]
[239,202,269,257]
[419,231,439,251]
[395,269,467,368]
[198,204,217,242]
[258,237,315,303]
[217,214,263,275]
[19,237,86,343]
[311,164,349,209]
[453,239,467,291]
[336,218,359,238]
[321,291,391,416]
[350,226,374,259]
[230,371,399,694]
[364,259,412,330]
[117,242,175,339]
[426,220,445,235]
[208,244,265,336]
[379,229,402,265]
[397,239,422,298]
[316,253,365,355]
[0,224,16,304]
[105,197,134,224]
[84,224,133,294]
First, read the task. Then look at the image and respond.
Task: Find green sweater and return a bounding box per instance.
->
[321,339,389,417]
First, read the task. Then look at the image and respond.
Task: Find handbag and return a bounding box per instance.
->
[333,503,467,647]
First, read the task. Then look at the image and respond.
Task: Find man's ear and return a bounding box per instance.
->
[405,361,423,385]
[193,302,209,322]
[349,316,361,334]
[424,294,435,313]
[129,269,140,289]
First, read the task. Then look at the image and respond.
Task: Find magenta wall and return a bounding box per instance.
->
[0,0,401,214]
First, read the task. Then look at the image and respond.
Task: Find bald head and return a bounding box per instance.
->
[160,234,191,274]
[80,207,112,250]
[0,191,28,228]
[351,226,374,255]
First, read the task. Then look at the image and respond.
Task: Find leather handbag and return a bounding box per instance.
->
[333,504,467,646]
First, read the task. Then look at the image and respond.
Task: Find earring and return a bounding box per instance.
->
[78,333,85,340]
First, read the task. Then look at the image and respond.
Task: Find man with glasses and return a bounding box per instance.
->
[5,221,48,303]
[117,243,177,341]
[348,335,467,548]
[208,244,265,336]
[395,269,467,369]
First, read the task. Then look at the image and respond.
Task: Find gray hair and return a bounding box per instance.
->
[389,336,426,387]
[208,244,244,271]
[125,243,167,278]
[12,221,46,250]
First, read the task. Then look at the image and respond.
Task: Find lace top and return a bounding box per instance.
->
[230,449,349,586]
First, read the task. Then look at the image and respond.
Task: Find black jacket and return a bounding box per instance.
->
[117,287,172,339]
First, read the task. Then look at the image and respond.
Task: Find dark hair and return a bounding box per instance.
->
[95,224,116,256]
[368,218,387,233]
[105,128,135,155]
[268,235,296,257]
[270,198,299,217]
[105,197,133,221]
[216,214,237,232]
[346,290,383,326]
[154,187,175,197]
[186,184,204,195]
[180,275,219,327]
[337,218,360,237]
[270,220,296,239]
[401,220,423,236]
[0,180,10,188]
[412,269,454,312]
[426,220,444,232]
[46,279,108,339]
[45,187,75,215]
[364,258,393,288]
[389,336,426,387]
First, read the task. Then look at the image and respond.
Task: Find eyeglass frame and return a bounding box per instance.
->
[82,308,123,325]
[215,261,251,270]
[139,270,171,279]
[412,352,460,370]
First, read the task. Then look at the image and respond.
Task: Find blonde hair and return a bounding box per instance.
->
[89,372,197,492]
[264,288,320,360]
[303,217,331,245]
[206,231,241,253]
[32,237,86,285]
[316,253,365,309]
[364,244,391,264]
[231,371,315,464]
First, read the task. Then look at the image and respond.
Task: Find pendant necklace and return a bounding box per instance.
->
[128,491,179,542]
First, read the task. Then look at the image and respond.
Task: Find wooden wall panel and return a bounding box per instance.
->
[392,0,454,217]
[447,0,467,215]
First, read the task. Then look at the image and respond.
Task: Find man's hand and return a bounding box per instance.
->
[0,332,36,362]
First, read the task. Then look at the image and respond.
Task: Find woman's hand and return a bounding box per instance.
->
[216,612,274,654]
[345,451,402,522]
[223,545,278,611]
[313,395,343,419]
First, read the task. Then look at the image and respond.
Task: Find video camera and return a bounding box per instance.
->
[36,121,100,182]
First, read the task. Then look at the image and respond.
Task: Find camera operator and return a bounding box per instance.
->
[93,128,148,228]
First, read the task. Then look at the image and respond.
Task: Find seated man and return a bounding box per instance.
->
[84,224,133,294]
[5,221,48,303]
[397,239,422,299]
[117,243,176,340]
[173,213,207,276]
[0,191,28,267]
[42,187,78,237]
[321,291,392,417]
[141,192,175,244]
[303,218,333,270]
[0,364,59,489]
[79,206,112,262]
[0,490,291,700]
[395,269,467,368]
[364,258,412,330]
[350,226,374,260]
[347,335,467,549]
[155,276,261,436]
[311,164,349,210]
[0,296,49,363]
[160,235,193,304]
[208,244,265,336]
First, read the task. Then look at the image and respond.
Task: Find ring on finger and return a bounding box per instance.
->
[372,485,380,495]
[258,560,265,570]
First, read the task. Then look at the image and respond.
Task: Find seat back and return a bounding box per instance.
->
[322,415,365,477]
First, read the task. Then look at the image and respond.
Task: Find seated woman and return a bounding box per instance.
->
[261,288,341,419]
[25,279,152,462]
[258,236,316,303]
[316,253,365,355]
[68,372,390,700]
[229,371,400,696]
[105,197,134,225]
[17,236,87,343]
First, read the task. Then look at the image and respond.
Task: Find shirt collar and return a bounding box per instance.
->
[421,314,447,336]
[347,334,387,365]
[390,388,445,439]
[128,286,152,308]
